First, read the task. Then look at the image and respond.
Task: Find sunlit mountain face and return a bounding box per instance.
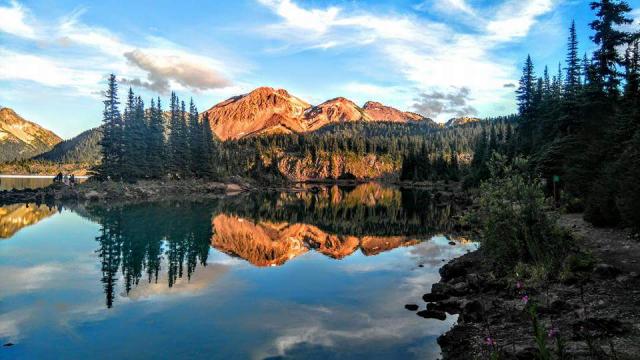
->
[0,203,59,238]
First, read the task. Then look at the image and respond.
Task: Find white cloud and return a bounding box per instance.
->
[0,0,36,39]
[0,2,235,97]
[486,0,555,41]
[415,0,477,16]
[57,10,131,56]
[0,48,103,92]
[258,0,558,120]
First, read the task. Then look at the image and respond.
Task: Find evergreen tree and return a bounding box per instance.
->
[517,55,536,116]
[188,99,204,177]
[167,93,189,178]
[147,98,165,179]
[122,90,148,180]
[516,55,537,154]
[562,21,582,135]
[589,0,633,97]
[97,74,123,180]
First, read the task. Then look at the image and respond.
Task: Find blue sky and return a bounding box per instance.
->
[1,0,639,138]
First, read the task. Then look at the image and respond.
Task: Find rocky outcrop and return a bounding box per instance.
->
[0,107,62,162]
[445,117,481,128]
[362,101,432,123]
[202,87,433,141]
[276,152,398,181]
[303,97,371,131]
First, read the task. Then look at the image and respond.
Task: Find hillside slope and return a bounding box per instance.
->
[0,107,62,162]
[35,127,103,164]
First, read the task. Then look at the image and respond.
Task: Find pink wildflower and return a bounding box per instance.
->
[522,295,529,304]
[485,337,496,346]
[516,281,523,290]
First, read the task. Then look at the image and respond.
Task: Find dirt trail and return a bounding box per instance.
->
[560,214,640,274]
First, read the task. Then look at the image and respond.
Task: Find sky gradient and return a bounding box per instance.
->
[1,0,639,138]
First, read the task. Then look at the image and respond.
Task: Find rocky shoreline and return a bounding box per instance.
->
[0,179,253,206]
[0,178,472,205]
[413,214,640,359]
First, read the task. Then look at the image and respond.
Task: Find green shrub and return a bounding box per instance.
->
[479,153,570,269]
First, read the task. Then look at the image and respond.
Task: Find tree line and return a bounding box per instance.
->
[506,0,639,228]
[96,75,219,181]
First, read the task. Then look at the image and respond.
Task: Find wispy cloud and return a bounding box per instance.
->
[0,0,36,39]
[0,2,234,97]
[415,0,477,17]
[257,0,559,120]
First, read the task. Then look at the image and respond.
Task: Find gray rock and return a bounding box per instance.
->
[593,263,621,279]
[417,309,447,320]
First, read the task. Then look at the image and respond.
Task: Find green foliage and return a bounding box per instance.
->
[35,127,103,164]
[94,81,219,182]
[527,303,551,360]
[479,154,570,268]
[511,1,639,229]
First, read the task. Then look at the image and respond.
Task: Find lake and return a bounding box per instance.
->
[0,176,88,191]
[0,184,476,359]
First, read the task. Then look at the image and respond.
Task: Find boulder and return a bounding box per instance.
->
[593,263,621,279]
[439,259,470,282]
[417,309,447,320]
[404,304,419,311]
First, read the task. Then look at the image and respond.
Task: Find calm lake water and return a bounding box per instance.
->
[0,176,88,191]
[0,184,476,359]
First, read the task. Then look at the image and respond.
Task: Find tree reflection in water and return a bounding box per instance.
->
[85,183,462,308]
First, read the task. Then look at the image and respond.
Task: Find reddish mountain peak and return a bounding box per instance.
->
[362,101,384,109]
[303,96,371,130]
[362,100,429,123]
[202,87,310,140]
[201,87,439,141]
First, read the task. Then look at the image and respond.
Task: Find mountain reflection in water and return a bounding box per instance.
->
[0,203,59,238]
[0,183,476,359]
[0,184,465,308]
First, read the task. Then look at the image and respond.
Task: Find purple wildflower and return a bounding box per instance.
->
[485,337,496,346]
[548,327,559,339]
[516,281,523,290]
[522,295,529,304]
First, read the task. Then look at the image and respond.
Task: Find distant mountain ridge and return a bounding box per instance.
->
[202,87,436,141]
[445,117,481,128]
[0,107,62,162]
[35,126,103,164]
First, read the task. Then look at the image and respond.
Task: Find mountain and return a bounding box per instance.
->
[302,97,372,131]
[362,101,431,123]
[35,127,103,163]
[202,87,433,141]
[203,87,310,141]
[0,107,62,162]
[445,117,481,127]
